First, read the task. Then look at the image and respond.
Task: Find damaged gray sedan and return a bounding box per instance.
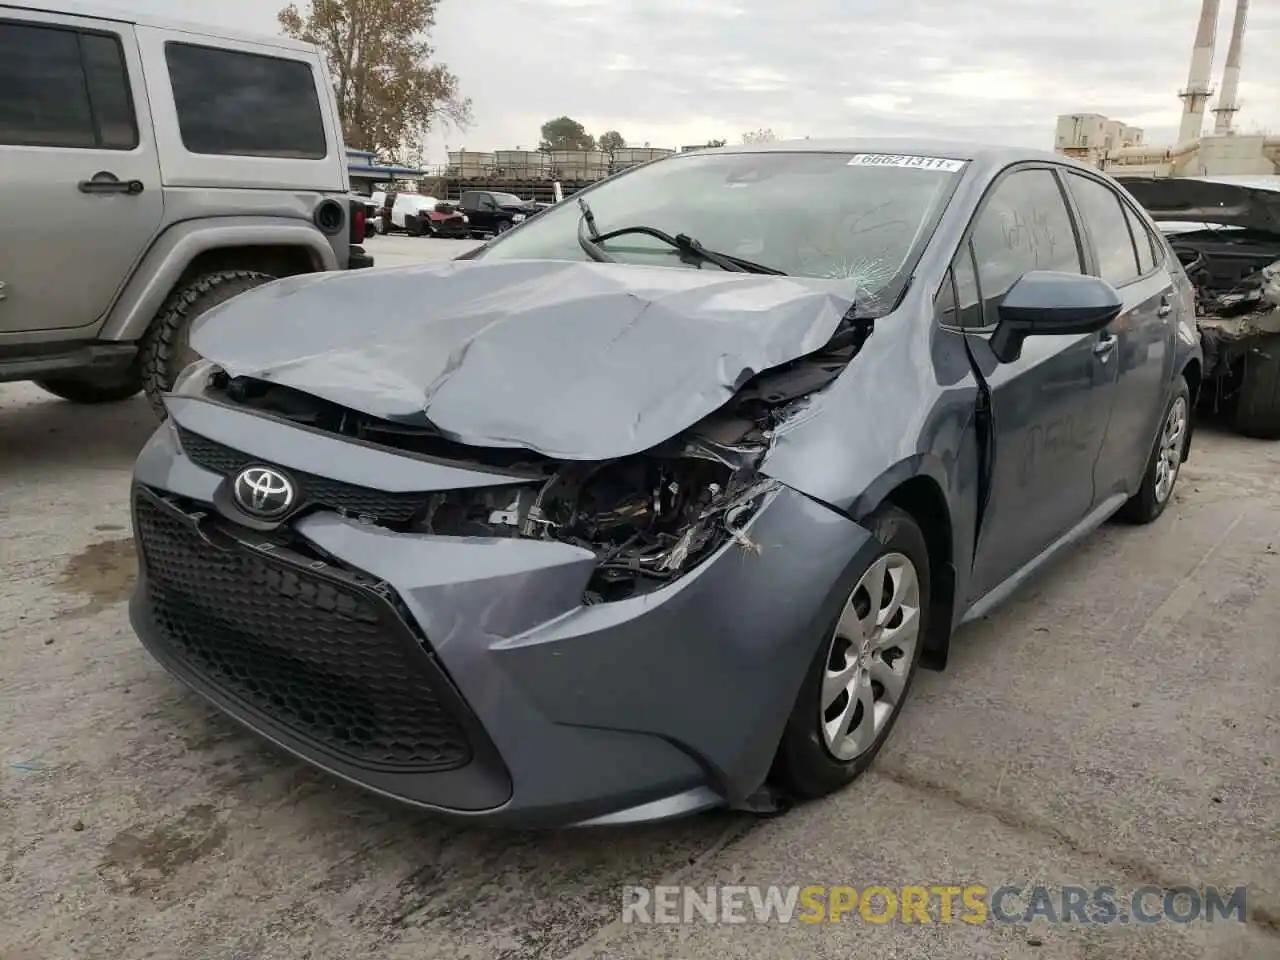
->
[129,140,1201,827]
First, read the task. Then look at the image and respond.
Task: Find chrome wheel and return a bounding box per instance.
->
[1154,395,1188,505]
[820,552,921,762]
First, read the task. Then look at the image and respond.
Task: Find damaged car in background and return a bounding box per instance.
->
[1119,174,1280,438]
[127,141,1200,827]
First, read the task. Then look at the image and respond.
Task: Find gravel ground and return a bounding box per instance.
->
[2,236,1277,958]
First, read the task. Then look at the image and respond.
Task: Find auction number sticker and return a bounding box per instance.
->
[847,154,965,172]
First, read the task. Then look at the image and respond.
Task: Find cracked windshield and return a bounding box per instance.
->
[478,151,962,312]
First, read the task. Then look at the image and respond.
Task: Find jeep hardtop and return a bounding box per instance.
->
[0,1,373,416]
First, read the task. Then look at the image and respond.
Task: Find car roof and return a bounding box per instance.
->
[1,0,318,53]
[681,137,1083,168]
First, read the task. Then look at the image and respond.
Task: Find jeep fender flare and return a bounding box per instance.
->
[99,217,339,342]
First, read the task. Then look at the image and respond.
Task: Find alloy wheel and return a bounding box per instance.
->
[1154,395,1188,504]
[820,552,922,762]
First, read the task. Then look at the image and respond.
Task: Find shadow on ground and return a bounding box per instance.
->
[0,388,155,476]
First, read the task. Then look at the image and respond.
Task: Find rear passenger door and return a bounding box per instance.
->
[0,11,163,334]
[1062,172,1175,501]
[947,165,1121,601]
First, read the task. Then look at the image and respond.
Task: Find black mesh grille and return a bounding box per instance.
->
[133,489,473,772]
[176,426,431,523]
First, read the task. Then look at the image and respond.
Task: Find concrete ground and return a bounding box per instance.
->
[1,235,1277,959]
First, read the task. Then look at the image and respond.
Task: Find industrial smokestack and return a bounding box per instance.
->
[1177,0,1220,145]
[1212,0,1247,135]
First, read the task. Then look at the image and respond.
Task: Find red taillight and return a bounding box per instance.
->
[353,205,369,242]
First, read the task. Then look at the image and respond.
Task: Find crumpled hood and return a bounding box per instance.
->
[1120,175,1280,235]
[189,258,859,460]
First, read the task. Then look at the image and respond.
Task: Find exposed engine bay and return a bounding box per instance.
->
[198,316,871,600]
[417,458,778,602]
[1167,229,1280,382]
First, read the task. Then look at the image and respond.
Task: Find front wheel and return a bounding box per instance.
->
[496,220,513,234]
[1115,375,1191,524]
[771,503,930,800]
[1232,335,1280,439]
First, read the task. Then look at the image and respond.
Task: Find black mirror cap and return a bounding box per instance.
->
[1000,270,1123,332]
[990,271,1123,363]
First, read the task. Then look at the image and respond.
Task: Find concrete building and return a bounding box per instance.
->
[1054,114,1144,164]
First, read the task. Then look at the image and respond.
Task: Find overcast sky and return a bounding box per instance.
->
[88,0,1278,165]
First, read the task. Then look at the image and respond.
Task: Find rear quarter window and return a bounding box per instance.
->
[1121,202,1159,274]
[165,42,327,159]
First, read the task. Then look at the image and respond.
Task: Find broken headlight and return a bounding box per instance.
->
[416,454,779,601]
[171,358,221,396]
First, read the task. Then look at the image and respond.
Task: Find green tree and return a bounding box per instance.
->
[598,129,626,160]
[539,116,595,151]
[278,0,471,156]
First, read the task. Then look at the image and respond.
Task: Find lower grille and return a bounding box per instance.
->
[133,488,473,772]
[175,426,431,523]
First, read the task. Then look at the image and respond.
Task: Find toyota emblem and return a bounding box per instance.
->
[232,465,297,519]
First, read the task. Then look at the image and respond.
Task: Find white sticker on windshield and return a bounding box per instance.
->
[847,153,965,172]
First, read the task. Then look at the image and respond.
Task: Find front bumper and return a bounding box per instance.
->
[128,397,876,827]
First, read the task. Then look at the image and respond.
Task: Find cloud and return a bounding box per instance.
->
[90,0,1280,161]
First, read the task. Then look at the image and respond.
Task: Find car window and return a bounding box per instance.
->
[165,42,327,159]
[953,242,985,328]
[935,269,959,324]
[1065,172,1140,286]
[969,168,1082,324]
[0,22,136,149]
[473,150,966,315]
[1122,202,1157,274]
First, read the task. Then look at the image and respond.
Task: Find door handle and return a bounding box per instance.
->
[78,171,144,195]
[1093,333,1117,360]
[1157,295,1173,318]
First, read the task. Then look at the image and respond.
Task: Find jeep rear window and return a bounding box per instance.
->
[165,42,327,160]
[0,21,137,150]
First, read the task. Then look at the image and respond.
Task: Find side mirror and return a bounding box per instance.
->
[990,270,1123,363]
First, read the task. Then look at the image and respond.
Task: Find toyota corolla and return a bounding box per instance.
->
[128,140,1201,827]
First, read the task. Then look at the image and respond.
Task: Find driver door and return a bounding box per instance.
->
[953,165,1121,601]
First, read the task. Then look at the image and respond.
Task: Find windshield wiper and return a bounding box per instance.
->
[575,198,786,275]
[576,198,616,263]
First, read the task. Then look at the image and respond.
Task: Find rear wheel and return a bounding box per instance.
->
[139,270,275,419]
[36,368,142,404]
[1115,375,1190,524]
[1232,335,1280,439]
[772,503,929,800]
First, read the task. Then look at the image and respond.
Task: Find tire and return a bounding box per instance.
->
[496,220,513,234]
[36,369,143,404]
[139,270,275,419]
[1232,335,1280,439]
[1115,375,1191,525]
[771,503,931,800]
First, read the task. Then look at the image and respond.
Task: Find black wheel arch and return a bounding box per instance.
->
[853,471,956,673]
